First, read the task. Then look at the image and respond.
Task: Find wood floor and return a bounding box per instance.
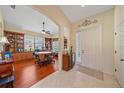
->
[13,59,57,88]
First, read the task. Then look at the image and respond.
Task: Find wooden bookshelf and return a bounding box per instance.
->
[45,38,52,50]
[4,31,24,53]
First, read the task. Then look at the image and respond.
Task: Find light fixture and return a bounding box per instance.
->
[0,36,10,45]
[10,5,16,9]
[42,22,46,34]
[81,5,85,7]
[42,21,50,34]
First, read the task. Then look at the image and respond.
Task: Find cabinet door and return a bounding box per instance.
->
[63,55,69,70]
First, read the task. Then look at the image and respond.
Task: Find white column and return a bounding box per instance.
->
[0,8,4,51]
[58,26,64,70]
[0,8,4,37]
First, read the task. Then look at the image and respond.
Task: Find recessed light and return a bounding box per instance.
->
[81,5,85,7]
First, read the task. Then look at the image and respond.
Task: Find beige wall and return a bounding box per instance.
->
[72,9,115,75]
[114,6,124,87]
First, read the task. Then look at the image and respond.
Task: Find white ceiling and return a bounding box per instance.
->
[0,5,59,34]
[60,5,114,22]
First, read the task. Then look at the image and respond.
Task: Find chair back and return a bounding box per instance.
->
[38,54,46,61]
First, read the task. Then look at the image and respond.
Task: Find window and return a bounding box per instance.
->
[76,32,81,63]
[52,40,59,52]
[34,37,45,51]
[24,35,34,52]
[24,35,45,52]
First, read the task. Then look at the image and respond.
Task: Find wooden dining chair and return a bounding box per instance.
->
[34,54,47,67]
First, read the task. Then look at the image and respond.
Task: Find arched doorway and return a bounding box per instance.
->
[0,5,64,87]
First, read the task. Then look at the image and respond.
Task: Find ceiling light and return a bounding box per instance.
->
[10,5,16,9]
[42,22,46,34]
[41,31,46,34]
[81,5,85,7]
[42,21,50,34]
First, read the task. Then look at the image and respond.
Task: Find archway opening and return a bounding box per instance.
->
[0,5,61,88]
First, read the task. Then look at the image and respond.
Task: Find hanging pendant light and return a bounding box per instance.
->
[42,21,50,34]
[42,22,46,34]
[10,5,16,9]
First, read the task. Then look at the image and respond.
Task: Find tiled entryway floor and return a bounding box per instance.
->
[31,65,120,88]
[75,65,104,80]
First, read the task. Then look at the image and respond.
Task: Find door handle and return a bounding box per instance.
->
[120,59,124,61]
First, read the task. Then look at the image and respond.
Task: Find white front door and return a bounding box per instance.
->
[80,25,102,71]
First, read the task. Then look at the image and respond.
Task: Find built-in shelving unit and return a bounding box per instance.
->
[45,38,52,50]
[4,31,24,53]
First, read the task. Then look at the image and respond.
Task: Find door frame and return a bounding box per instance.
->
[76,23,103,71]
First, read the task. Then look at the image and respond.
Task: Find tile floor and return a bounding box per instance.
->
[75,65,104,80]
[31,66,120,88]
